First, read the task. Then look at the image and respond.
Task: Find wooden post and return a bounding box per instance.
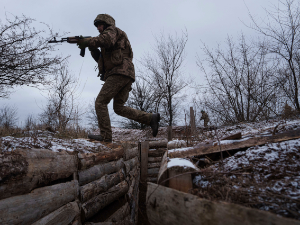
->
[190,107,196,136]
[167,126,172,141]
[140,141,149,182]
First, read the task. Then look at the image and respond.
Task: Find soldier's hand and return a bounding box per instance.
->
[77,38,90,49]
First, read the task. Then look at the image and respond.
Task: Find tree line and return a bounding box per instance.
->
[0,0,299,133]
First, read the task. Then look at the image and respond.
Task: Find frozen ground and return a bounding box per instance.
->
[192,119,300,220]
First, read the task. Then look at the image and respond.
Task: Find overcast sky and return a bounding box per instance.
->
[0,0,275,127]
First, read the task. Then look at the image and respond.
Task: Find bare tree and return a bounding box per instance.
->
[0,105,18,129]
[0,13,64,97]
[197,35,278,124]
[39,61,82,131]
[141,30,189,126]
[247,0,300,112]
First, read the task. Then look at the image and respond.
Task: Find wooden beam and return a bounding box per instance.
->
[169,128,300,159]
[146,182,300,225]
[190,107,196,136]
[149,140,168,148]
[0,148,77,200]
[80,169,125,203]
[168,126,173,141]
[0,180,78,225]
[140,141,149,182]
[78,158,124,186]
[78,147,124,170]
[82,180,128,220]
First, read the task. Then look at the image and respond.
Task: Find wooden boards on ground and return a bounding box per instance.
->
[146,182,300,225]
[168,128,300,159]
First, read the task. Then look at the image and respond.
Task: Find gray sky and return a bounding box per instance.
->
[0,0,274,127]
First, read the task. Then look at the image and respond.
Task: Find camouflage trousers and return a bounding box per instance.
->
[95,74,152,140]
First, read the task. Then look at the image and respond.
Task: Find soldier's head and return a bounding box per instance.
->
[94,14,115,33]
[201,110,204,113]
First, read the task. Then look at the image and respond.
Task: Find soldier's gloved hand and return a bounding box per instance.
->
[77,37,90,49]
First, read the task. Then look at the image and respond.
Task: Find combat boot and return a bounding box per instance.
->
[88,134,112,143]
[150,113,160,137]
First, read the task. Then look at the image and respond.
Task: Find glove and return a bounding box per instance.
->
[77,37,90,49]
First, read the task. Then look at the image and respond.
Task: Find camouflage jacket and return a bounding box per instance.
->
[88,25,135,81]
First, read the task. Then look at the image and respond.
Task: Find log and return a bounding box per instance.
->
[167,140,187,150]
[0,180,78,225]
[82,180,129,220]
[148,162,161,169]
[147,182,300,225]
[221,132,242,140]
[149,140,168,148]
[78,147,124,170]
[31,201,80,225]
[127,166,138,200]
[140,141,149,182]
[0,148,77,200]
[169,128,300,159]
[148,148,167,157]
[78,158,124,186]
[105,202,130,222]
[123,156,139,175]
[168,169,193,193]
[148,156,162,163]
[80,169,125,203]
[148,167,160,175]
[123,147,139,161]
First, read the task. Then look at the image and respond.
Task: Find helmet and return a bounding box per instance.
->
[94,14,115,27]
[201,110,204,113]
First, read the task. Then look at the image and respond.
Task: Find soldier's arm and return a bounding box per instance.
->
[88,26,118,49]
[89,47,100,62]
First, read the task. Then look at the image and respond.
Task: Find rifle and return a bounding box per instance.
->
[48,36,91,57]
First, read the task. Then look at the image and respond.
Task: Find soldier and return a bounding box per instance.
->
[200,110,209,127]
[77,14,160,142]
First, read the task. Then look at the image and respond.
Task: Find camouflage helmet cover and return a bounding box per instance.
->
[94,14,115,27]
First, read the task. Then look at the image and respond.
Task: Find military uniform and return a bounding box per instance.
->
[200,111,209,127]
[86,14,153,141]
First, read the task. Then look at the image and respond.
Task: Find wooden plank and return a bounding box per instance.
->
[78,158,124,186]
[0,148,77,200]
[221,132,242,140]
[0,180,78,225]
[31,201,80,225]
[157,152,168,186]
[168,170,193,193]
[140,141,149,182]
[82,180,128,220]
[169,128,300,159]
[146,182,300,225]
[80,169,125,203]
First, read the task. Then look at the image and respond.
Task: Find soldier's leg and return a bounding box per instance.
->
[95,75,134,140]
[113,77,152,125]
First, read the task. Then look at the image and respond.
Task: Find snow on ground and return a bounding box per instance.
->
[193,137,300,220]
[0,132,111,153]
